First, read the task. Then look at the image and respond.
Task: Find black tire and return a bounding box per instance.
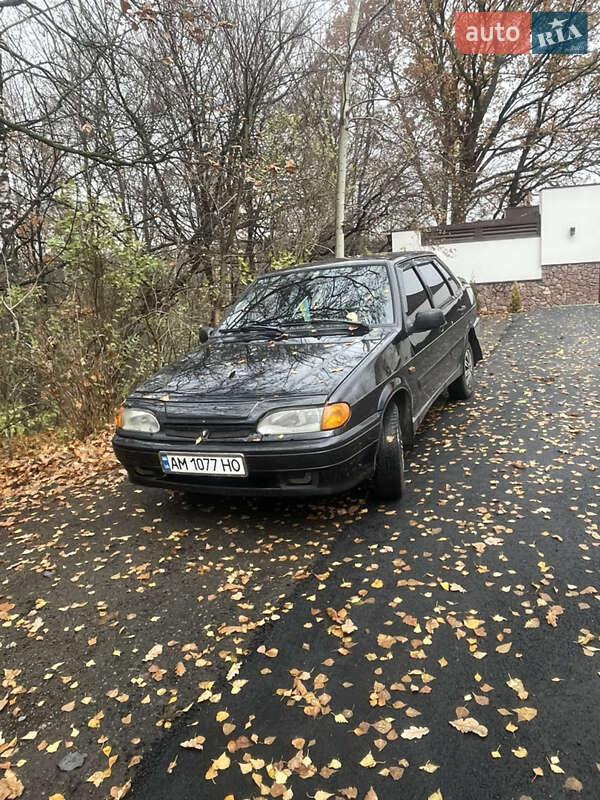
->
[448,341,475,400]
[373,402,405,501]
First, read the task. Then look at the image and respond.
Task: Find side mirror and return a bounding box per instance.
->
[198,326,214,344]
[410,309,444,333]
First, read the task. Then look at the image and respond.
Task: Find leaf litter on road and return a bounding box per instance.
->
[1,310,600,798]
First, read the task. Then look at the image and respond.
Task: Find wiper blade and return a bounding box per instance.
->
[219,323,285,338]
[301,317,371,334]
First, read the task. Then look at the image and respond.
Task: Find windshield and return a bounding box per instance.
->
[220,263,393,330]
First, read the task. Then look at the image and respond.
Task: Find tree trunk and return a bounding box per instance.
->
[334,0,361,259]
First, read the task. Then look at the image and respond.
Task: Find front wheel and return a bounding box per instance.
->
[448,342,474,400]
[373,403,405,501]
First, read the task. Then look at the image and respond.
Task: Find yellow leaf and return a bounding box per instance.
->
[314,792,333,800]
[180,736,205,750]
[216,711,229,722]
[420,761,439,773]
[205,751,230,780]
[49,795,66,800]
[464,618,484,630]
[365,789,379,800]
[506,677,528,699]
[514,707,537,722]
[46,740,61,753]
[21,730,37,740]
[143,644,163,662]
[214,752,230,770]
[359,751,376,768]
[428,791,443,800]
[88,711,104,728]
[512,747,528,758]
[87,769,108,787]
[491,748,501,759]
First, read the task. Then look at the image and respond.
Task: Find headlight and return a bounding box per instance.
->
[116,406,160,434]
[257,403,350,435]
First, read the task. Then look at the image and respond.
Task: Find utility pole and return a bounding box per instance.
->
[334,0,361,259]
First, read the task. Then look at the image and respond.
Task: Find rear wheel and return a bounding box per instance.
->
[373,402,405,501]
[448,342,474,400]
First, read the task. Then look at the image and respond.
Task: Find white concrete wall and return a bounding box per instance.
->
[540,185,600,265]
[391,230,541,284]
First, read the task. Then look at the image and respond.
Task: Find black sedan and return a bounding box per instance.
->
[113,253,482,499]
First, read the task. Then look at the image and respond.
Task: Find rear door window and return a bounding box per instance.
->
[417,261,453,308]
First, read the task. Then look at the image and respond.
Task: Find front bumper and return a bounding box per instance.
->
[112,416,379,496]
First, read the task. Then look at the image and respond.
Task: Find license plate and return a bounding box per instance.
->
[159,452,247,477]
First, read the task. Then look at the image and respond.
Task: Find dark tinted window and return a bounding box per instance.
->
[417,261,452,307]
[221,263,394,329]
[403,267,432,319]
[434,258,460,292]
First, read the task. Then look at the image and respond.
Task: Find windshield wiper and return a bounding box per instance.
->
[297,318,372,335]
[219,323,285,338]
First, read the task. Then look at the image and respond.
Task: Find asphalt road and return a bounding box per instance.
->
[127,306,600,800]
[1,307,598,800]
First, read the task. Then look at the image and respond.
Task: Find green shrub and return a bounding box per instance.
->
[508,282,522,313]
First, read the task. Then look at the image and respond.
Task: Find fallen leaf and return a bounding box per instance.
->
[359,752,376,768]
[256,645,278,658]
[143,644,163,662]
[205,751,230,780]
[428,791,443,800]
[506,677,528,699]
[0,770,24,799]
[564,777,583,792]
[546,605,564,627]
[180,736,205,750]
[512,747,528,758]
[449,717,488,737]
[400,726,429,740]
[514,707,537,722]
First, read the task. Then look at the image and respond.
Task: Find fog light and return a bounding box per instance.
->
[286,472,312,485]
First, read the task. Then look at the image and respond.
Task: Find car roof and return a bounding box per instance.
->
[265,252,433,276]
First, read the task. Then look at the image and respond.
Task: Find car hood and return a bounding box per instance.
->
[132,331,389,407]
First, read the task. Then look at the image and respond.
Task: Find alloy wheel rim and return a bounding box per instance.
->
[464,348,474,388]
